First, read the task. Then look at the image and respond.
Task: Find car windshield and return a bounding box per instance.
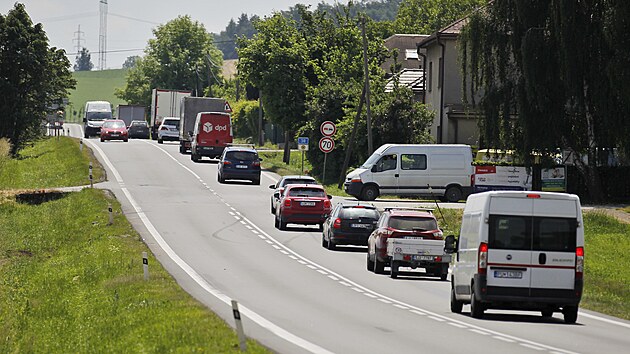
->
[389,216,437,231]
[281,178,316,187]
[162,119,180,128]
[86,112,112,120]
[226,151,257,161]
[340,208,379,219]
[288,188,325,198]
[103,121,125,128]
[360,153,382,169]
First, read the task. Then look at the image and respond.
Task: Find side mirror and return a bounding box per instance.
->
[268,184,275,189]
[444,235,458,253]
[327,194,333,199]
[273,192,280,198]
[259,158,263,162]
[83,117,87,123]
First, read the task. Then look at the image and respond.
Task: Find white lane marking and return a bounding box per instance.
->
[394,304,409,310]
[327,276,338,281]
[428,316,445,322]
[494,336,515,343]
[377,299,392,305]
[316,270,328,275]
[351,287,364,293]
[364,293,377,299]
[469,329,490,336]
[520,343,546,351]
[411,310,426,316]
[142,140,582,354]
[307,265,318,270]
[86,139,334,354]
[447,322,467,329]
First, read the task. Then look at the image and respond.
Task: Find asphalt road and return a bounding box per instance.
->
[65,124,630,354]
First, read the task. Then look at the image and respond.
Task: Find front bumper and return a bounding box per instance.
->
[344,181,364,197]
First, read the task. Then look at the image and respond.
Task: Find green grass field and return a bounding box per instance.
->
[67,69,128,123]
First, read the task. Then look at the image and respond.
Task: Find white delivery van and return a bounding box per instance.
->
[344,144,474,202]
[448,191,584,323]
[83,101,113,138]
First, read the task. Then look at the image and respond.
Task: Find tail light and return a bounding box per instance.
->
[284,199,291,207]
[471,174,475,186]
[324,200,331,208]
[160,126,168,130]
[432,230,444,239]
[478,242,488,275]
[252,161,260,167]
[223,160,232,165]
[575,246,584,279]
[333,218,341,229]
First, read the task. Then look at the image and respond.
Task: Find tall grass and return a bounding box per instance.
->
[0,137,104,189]
[0,138,10,169]
[0,189,269,352]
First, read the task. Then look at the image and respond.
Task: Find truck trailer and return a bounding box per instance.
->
[150,88,192,140]
[178,96,232,154]
[117,105,146,127]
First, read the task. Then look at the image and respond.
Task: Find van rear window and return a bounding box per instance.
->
[489,215,576,252]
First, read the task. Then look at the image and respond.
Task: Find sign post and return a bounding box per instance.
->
[297,137,309,175]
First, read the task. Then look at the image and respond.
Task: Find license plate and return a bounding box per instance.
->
[351,223,371,228]
[300,201,316,207]
[111,133,119,136]
[236,165,248,169]
[412,255,434,261]
[494,270,523,279]
[404,236,424,240]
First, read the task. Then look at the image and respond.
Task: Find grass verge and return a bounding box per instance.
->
[0,188,270,353]
[0,137,104,189]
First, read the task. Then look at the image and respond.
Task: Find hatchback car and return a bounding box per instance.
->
[217,146,262,185]
[157,117,180,144]
[128,120,150,139]
[269,175,317,214]
[322,203,380,250]
[275,184,332,231]
[367,208,443,275]
[100,119,128,142]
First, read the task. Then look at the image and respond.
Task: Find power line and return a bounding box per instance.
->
[109,12,160,25]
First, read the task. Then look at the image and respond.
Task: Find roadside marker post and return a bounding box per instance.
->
[231,300,247,351]
[108,204,113,225]
[142,252,149,280]
[80,139,83,152]
[89,162,93,188]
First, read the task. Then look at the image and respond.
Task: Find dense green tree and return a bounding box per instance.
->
[0,3,75,155]
[393,0,484,34]
[122,55,140,69]
[461,0,630,202]
[214,14,258,59]
[116,15,223,106]
[73,47,93,71]
[237,13,309,161]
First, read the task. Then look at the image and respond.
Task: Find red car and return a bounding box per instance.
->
[100,119,129,142]
[367,208,444,275]
[274,184,332,231]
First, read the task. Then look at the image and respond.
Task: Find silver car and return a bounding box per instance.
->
[157,117,180,144]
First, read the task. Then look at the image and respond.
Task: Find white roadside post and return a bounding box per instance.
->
[89,162,93,188]
[231,300,247,351]
[142,252,149,280]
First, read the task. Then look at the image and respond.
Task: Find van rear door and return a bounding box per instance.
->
[196,113,232,147]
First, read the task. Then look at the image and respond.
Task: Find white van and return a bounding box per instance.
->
[447,191,584,323]
[344,144,474,202]
[83,101,113,138]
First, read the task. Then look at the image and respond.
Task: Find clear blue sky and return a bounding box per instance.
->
[0,1,337,69]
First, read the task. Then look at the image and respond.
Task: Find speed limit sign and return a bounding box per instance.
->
[319,137,335,153]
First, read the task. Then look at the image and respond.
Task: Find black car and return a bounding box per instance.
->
[268,175,317,214]
[217,146,262,185]
[322,203,380,250]
[128,120,150,139]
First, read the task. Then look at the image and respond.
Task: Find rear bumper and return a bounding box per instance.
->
[194,145,225,157]
[329,230,370,245]
[474,274,583,308]
[221,169,260,181]
[158,133,179,141]
[282,213,328,225]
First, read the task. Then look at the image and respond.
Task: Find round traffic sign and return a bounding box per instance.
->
[319,137,335,153]
[320,121,336,137]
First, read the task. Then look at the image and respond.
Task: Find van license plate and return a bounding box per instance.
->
[494,271,522,279]
[300,201,315,207]
[413,255,434,261]
[236,165,248,169]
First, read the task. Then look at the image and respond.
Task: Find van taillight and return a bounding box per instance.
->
[575,246,584,279]
[478,242,488,275]
[471,174,475,186]
[333,218,341,229]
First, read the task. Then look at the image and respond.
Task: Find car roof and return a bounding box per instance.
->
[225,146,257,153]
[282,175,315,180]
[339,203,377,210]
[286,184,324,190]
[384,208,435,218]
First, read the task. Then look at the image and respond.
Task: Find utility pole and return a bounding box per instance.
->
[258,90,264,146]
[361,16,373,155]
[98,0,108,70]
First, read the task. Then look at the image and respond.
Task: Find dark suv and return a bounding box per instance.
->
[217,146,262,185]
[322,203,380,250]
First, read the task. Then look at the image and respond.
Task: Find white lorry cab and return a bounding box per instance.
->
[447,191,584,323]
[83,101,113,138]
[344,144,474,202]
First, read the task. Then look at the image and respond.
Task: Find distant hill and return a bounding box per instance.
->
[66,69,128,123]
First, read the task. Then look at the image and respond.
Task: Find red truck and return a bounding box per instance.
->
[190,112,233,162]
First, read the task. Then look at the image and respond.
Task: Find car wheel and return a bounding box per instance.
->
[366,251,375,272]
[124,139,128,142]
[374,254,385,274]
[541,309,554,318]
[445,186,463,202]
[271,203,276,214]
[450,286,463,314]
[218,173,224,183]
[360,185,378,201]
[191,153,200,162]
[179,144,186,154]
[318,222,324,232]
[440,272,448,281]
[158,138,163,144]
[327,236,336,250]
[470,288,484,319]
[322,233,328,248]
[274,214,280,229]
[390,261,398,279]
[562,306,578,324]
[252,178,260,185]
[84,133,89,139]
[100,137,104,142]
[278,215,287,231]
